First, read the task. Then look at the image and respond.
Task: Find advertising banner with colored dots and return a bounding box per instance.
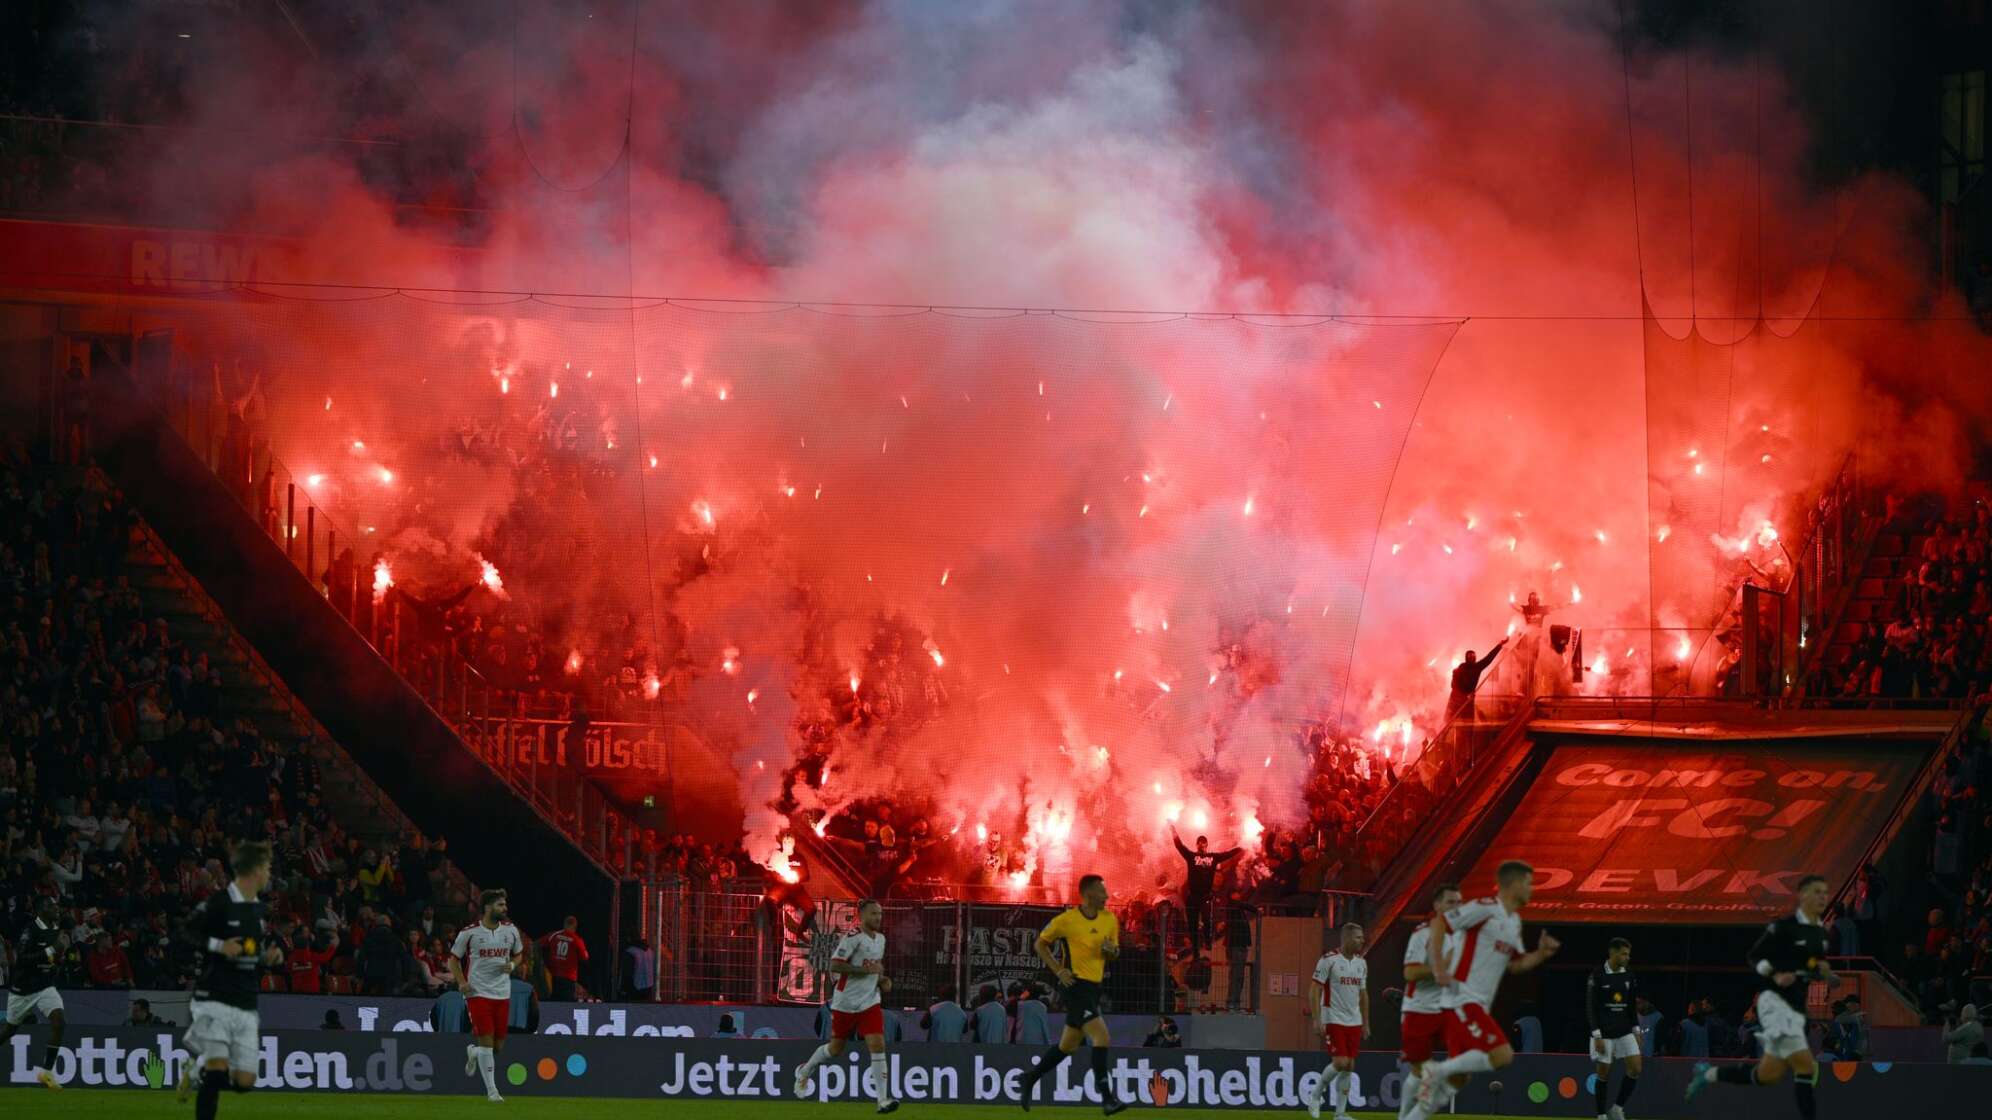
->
[1458,742,1928,923]
[0,1027,1963,1113]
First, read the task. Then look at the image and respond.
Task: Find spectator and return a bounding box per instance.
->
[508,974,540,1034]
[322,1010,346,1031]
[1826,997,1867,1061]
[1009,981,1051,1045]
[1635,997,1663,1058]
[1676,1002,1710,1058]
[85,933,133,988]
[1170,829,1242,953]
[1221,895,1257,1011]
[1944,1004,1983,1063]
[970,985,1007,1043]
[1447,640,1508,720]
[431,988,468,1033]
[713,1013,742,1040]
[286,931,337,995]
[126,998,159,1027]
[624,937,656,1001]
[921,986,966,1043]
[1512,1000,1544,1053]
[541,915,589,1001]
[359,914,406,995]
[1143,1015,1183,1047]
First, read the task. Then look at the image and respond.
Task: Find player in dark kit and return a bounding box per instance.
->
[1021,874,1129,1115]
[177,841,284,1119]
[2,897,67,1090]
[1686,875,1835,1119]
[1586,937,1642,1120]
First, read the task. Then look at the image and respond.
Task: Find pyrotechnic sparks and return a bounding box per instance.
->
[549,382,559,399]
[722,647,740,674]
[849,673,861,694]
[323,397,331,411]
[1594,530,1608,544]
[376,467,393,484]
[371,559,393,601]
[1242,495,1255,517]
[642,672,661,699]
[692,500,716,529]
[1676,636,1693,662]
[565,650,584,675]
[476,556,506,598]
[500,377,509,394]
[306,473,323,487]
[940,568,951,586]
[1570,584,1582,603]
[747,688,760,705]
[1656,525,1672,543]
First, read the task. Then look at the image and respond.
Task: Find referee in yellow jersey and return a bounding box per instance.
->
[1020,874,1129,1114]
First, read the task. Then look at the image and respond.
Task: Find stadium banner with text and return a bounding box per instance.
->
[2,1029,1968,1114]
[1460,742,1929,923]
[47,989,1153,1043]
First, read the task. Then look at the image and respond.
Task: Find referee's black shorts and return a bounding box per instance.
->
[1063,980,1103,1029]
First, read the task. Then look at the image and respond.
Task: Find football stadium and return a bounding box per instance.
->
[2,2,1989,1118]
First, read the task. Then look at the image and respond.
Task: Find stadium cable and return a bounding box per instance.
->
[1332,318,1465,733]
[509,0,639,194]
[4,268,1977,322]
[614,0,666,708]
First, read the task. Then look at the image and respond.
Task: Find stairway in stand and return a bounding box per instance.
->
[118,492,475,914]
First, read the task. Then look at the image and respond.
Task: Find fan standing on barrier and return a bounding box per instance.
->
[176,840,283,1120]
[1397,882,1463,1120]
[1588,936,1643,1120]
[1306,921,1370,1120]
[449,889,526,1103]
[1685,874,1835,1120]
[792,899,899,1114]
[1020,874,1129,1115]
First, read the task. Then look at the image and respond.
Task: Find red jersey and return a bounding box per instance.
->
[287,943,334,993]
[542,929,589,980]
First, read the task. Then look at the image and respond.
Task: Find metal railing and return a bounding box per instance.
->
[117,335,641,878]
[643,885,1273,1017]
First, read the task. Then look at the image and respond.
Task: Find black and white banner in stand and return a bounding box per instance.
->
[3,1028,1975,1114]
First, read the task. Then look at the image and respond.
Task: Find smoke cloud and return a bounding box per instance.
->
[86,0,1992,888]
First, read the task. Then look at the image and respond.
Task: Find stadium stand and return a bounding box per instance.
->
[0,444,485,995]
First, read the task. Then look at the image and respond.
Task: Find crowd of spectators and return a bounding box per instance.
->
[1824,502,1992,701]
[0,451,488,1000]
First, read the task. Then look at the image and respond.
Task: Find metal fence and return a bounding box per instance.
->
[642,885,1277,1017]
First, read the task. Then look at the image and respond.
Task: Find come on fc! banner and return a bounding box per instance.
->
[1459,741,1927,923]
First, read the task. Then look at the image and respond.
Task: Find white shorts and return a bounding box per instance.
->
[1590,1032,1641,1061]
[187,1000,262,1071]
[1754,990,1810,1060]
[6,987,63,1025]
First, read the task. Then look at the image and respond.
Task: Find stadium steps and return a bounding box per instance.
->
[116,500,476,914]
[89,356,622,945]
[1354,707,1541,943]
[1817,522,1930,676]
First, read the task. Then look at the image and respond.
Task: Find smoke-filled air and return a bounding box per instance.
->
[100,0,1992,894]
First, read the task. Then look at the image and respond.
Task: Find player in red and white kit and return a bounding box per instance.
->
[1306,922,1369,1120]
[1407,861,1560,1120]
[1397,881,1464,1120]
[449,889,526,1103]
[792,899,899,1114]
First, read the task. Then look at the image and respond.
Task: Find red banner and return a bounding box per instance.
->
[0,218,304,294]
[1457,742,1928,924]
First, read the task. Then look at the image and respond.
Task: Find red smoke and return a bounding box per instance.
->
[97,1,1992,890]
